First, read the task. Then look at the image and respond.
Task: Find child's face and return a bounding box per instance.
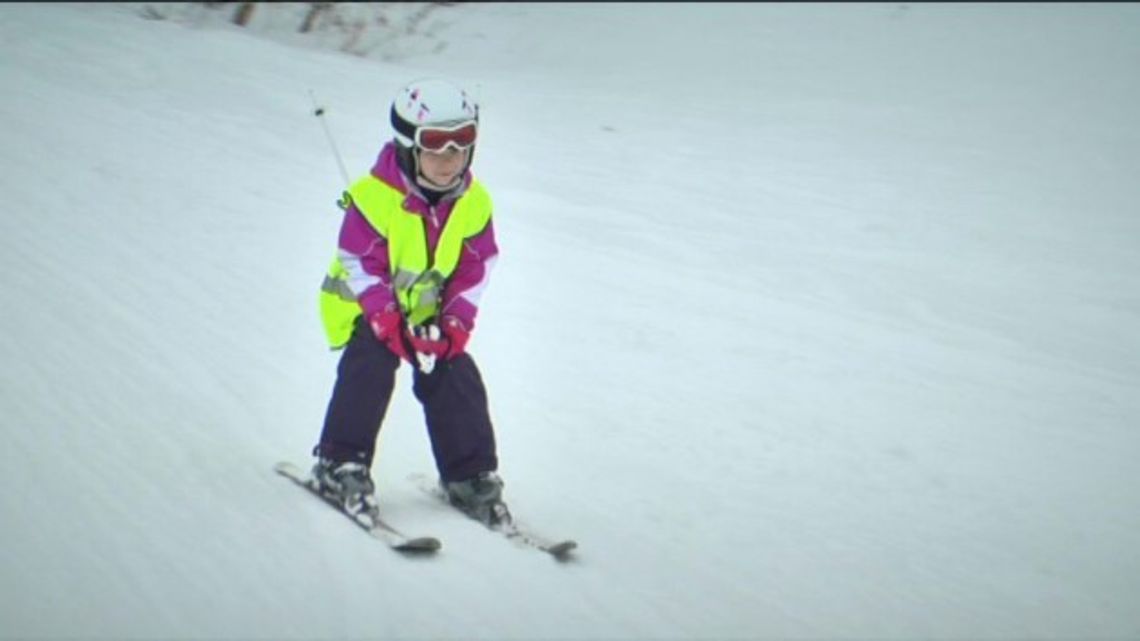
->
[418,146,469,188]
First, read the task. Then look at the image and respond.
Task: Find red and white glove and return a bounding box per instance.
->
[368,309,412,363]
[408,317,470,361]
[438,316,470,360]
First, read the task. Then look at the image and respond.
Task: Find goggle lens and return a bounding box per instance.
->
[416,122,477,152]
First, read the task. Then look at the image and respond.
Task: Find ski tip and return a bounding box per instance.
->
[367,519,442,553]
[395,537,443,553]
[546,540,578,560]
[274,460,302,475]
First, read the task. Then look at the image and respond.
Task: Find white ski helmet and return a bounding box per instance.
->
[390,78,479,151]
[389,79,479,191]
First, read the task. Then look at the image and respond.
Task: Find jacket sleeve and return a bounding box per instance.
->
[440,218,499,330]
[338,203,397,319]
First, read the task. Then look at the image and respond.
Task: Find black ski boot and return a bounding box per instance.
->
[445,471,512,528]
[312,458,377,514]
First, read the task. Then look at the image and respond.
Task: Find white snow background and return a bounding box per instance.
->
[2,2,1139,639]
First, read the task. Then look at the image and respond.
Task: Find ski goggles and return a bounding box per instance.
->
[416,121,477,152]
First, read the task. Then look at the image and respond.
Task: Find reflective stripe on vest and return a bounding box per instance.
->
[319,176,492,349]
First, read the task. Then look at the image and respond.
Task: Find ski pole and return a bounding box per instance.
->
[308,89,350,187]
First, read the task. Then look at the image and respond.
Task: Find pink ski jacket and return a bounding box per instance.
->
[328,142,498,340]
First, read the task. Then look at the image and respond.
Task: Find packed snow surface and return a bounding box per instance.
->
[2,3,1139,639]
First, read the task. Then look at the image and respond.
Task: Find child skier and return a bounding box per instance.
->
[310,78,509,528]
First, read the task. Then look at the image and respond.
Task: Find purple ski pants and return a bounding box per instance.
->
[314,316,498,483]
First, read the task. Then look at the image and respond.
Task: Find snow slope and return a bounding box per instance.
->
[2,2,1139,638]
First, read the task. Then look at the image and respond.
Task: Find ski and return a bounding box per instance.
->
[409,473,577,561]
[275,461,441,554]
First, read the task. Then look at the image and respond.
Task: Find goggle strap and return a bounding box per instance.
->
[390,105,418,143]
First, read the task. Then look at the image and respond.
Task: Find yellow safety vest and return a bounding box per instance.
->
[319,176,492,349]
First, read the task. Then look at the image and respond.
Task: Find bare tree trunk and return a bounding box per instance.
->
[340,18,366,55]
[300,2,332,34]
[233,1,256,27]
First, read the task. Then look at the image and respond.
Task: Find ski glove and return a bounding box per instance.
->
[407,317,470,361]
[368,310,412,363]
[439,316,470,359]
